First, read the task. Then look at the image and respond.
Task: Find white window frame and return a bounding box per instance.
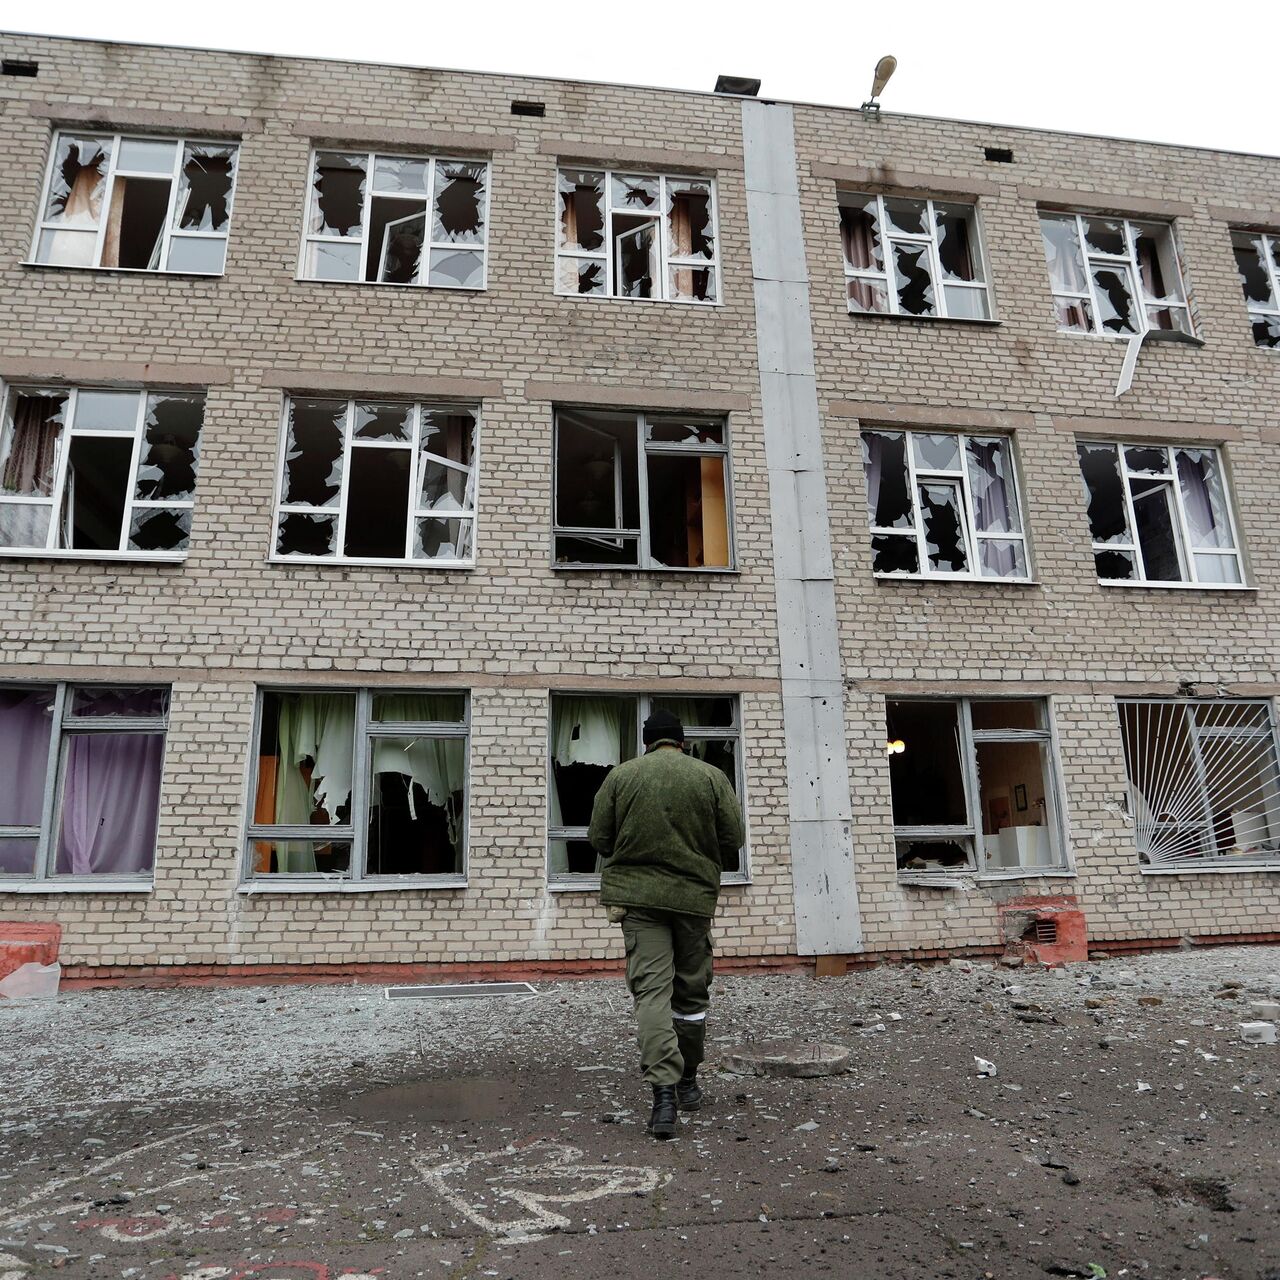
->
[1040,212,1192,339]
[1120,697,1280,873]
[297,148,491,290]
[546,691,749,890]
[0,681,168,892]
[862,429,1029,582]
[0,383,204,562]
[29,130,239,275]
[1078,440,1245,589]
[838,192,993,320]
[551,409,735,571]
[241,686,471,892]
[271,397,480,568]
[1231,229,1280,349]
[554,168,722,305]
[888,696,1069,879]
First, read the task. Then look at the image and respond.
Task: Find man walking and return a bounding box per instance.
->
[588,709,745,1139]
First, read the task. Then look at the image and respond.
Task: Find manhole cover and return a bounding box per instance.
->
[346,1076,523,1122]
[722,1040,851,1078]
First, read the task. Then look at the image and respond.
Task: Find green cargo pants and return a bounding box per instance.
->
[620,907,714,1086]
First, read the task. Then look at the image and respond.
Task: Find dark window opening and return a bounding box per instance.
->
[984,146,1014,163]
[102,177,170,270]
[61,436,132,550]
[510,100,545,116]
[2,59,37,76]
[343,448,411,559]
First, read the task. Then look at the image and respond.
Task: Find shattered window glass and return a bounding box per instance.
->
[0,386,204,559]
[553,409,731,570]
[860,429,1027,580]
[548,693,744,879]
[1077,439,1241,585]
[247,687,470,883]
[302,150,490,290]
[888,697,1064,874]
[1231,230,1280,348]
[556,169,719,303]
[274,398,478,565]
[1040,212,1190,337]
[33,131,238,274]
[838,193,991,320]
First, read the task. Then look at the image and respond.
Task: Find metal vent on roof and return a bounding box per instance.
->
[714,75,761,97]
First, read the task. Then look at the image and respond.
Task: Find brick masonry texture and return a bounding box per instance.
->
[1,33,1278,970]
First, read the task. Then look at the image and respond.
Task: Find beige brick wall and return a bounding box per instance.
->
[2,35,1279,968]
[794,104,1280,947]
[0,35,794,965]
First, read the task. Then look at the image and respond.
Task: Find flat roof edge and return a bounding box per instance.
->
[3,27,1277,165]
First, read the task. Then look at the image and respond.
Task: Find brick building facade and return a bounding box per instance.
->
[1,32,1277,982]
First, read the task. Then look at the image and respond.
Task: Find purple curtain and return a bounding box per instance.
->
[0,688,55,825]
[55,732,163,875]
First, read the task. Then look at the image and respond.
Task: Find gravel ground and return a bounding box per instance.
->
[2,946,1279,1280]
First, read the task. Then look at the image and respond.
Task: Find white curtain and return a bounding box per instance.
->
[274,693,356,872]
[552,696,629,767]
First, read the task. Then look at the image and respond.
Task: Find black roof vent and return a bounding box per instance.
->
[2,59,38,77]
[714,75,760,96]
[984,146,1014,163]
[511,100,545,117]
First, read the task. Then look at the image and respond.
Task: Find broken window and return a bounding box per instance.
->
[1076,441,1241,585]
[1119,699,1280,868]
[553,409,731,569]
[548,692,745,884]
[301,150,489,288]
[245,688,468,882]
[0,683,168,884]
[1230,230,1280,349]
[886,697,1065,874]
[860,429,1027,579]
[839,193,990,319]
[1039,212,1191,337]
[555,169,719,303]
[274,397,478,564]
[32,131,238,274]
[0,385,205,558]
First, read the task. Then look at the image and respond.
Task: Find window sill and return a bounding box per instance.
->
[552,564,739,576]
[1053,328,1205,347]
[1098,579,1255,592]
[0,879,152,894]
[293,277,486,294]
[238,876,467,894]
[267,556,475,571]
[847,310,1001,328]
[874,572,1038,587]
[1139,859,1280,876]
[553,292,723,309]
[0,549,186,565]
[547,873,750,892]
[23,262,224,281]
[897,868,1072,888]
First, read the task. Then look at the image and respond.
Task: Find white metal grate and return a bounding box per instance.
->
[1118,699,1280,866]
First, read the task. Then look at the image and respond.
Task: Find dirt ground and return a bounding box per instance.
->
[2,946,1280,1280]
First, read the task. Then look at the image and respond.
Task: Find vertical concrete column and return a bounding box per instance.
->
[741,99,863,955]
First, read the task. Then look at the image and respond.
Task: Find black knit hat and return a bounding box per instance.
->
[642,709,685,746]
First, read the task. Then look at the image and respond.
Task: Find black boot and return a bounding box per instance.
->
[673,1017,706,1111]
[648,1085,678,1138]
[675,1072,703,1111]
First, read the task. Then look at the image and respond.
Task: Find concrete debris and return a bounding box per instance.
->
[974,1056,998,1077]
[1239,1021,1278,1045]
